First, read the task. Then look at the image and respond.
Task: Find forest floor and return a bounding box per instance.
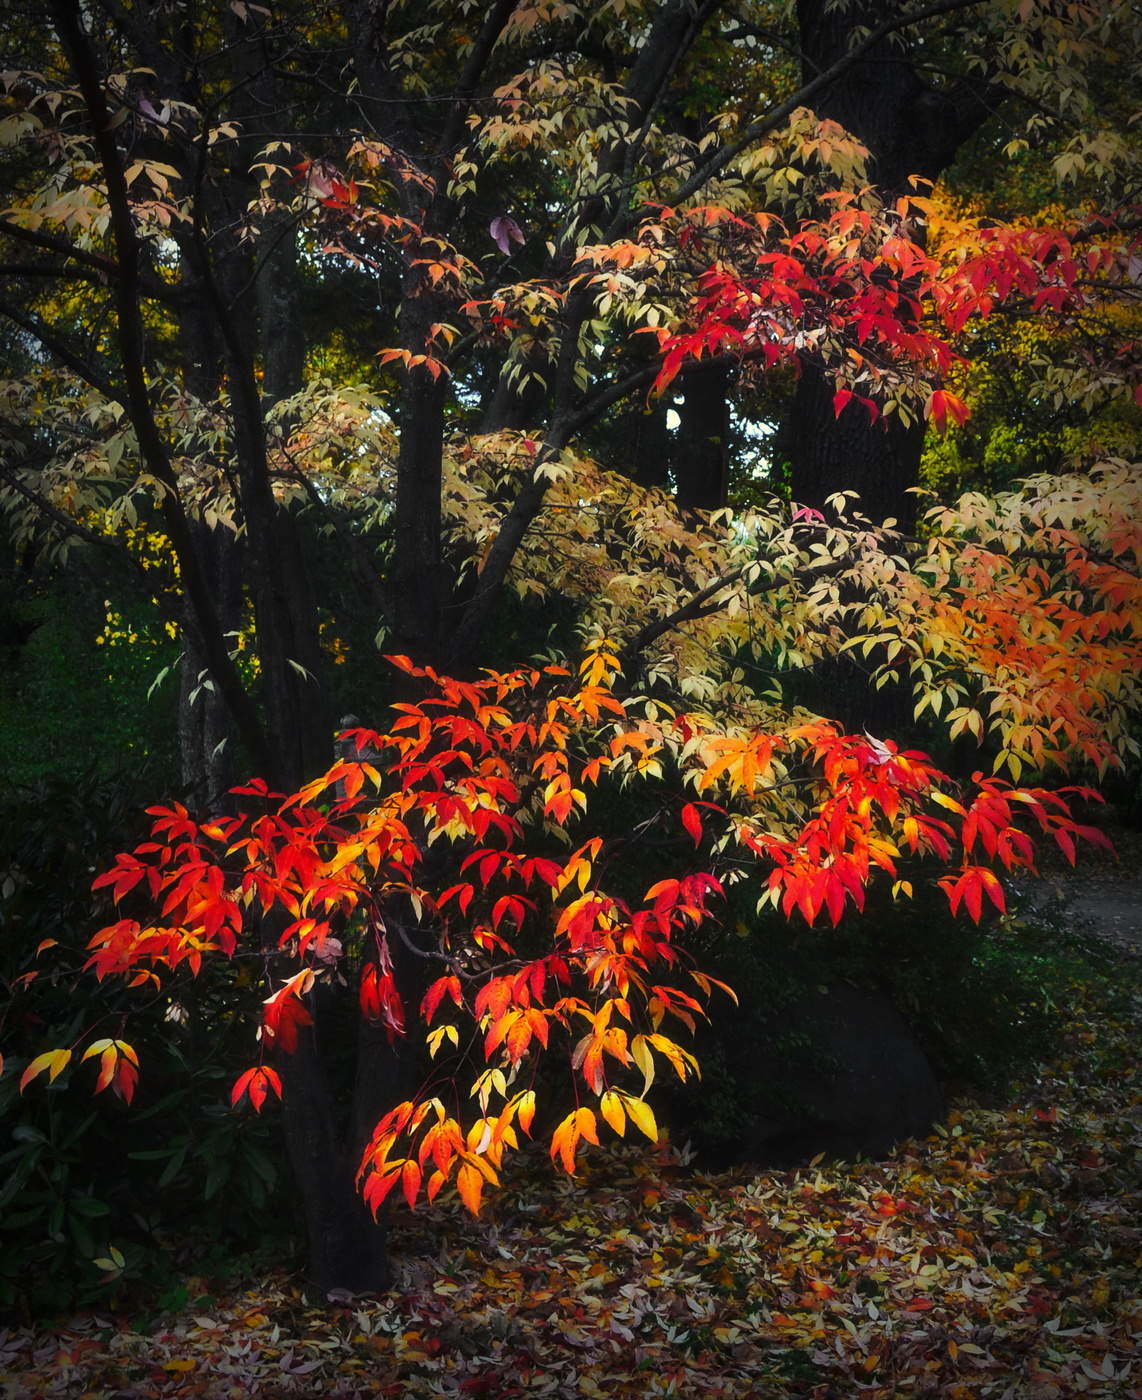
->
[2,841,1139,1400]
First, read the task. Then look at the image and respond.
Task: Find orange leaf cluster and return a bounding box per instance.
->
[16,644,1112,1215]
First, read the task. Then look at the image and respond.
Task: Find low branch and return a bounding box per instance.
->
[0,457,186,615]
[0,262,107,283]
[620,555,853,668]
[0,217,187,303]
[0,460,123,553]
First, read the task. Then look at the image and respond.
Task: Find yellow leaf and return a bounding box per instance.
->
[599,1089,626,1136]
[426,1024,459,1058]
[623,1095,658,1142]
[19,1048,72,1092]
[630,1035,655,1095]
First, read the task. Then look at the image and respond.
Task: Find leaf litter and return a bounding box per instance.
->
[1,979,1137,1399]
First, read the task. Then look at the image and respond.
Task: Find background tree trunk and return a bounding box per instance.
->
[675,362,731,511]
[787,0,995,528]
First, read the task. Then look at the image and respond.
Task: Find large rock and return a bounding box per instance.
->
[666,980,944,1167]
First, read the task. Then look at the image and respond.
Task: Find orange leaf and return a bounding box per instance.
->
[401,1158,422,1209]
[456,1162,485,1214]
[19,1048,72,1093]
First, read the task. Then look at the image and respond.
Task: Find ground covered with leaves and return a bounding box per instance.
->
[2,972,1138,1400]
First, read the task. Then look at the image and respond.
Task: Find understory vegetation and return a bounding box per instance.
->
[1,923,1136,1396]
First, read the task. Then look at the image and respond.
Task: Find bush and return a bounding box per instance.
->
[0,772,290,1317]
[0,590,179,788]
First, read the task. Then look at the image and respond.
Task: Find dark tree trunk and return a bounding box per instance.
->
[789,366,926,527]
[786,0,1003,725]
[787,0,995,527]
[277,1027,391,1297]
[479,355,551,433]
[175,274,243,801]
[392,286,449,663]
[607,399,672,493]
[674,362,731,511]
[177,524,243,804]
[253,205,393,1295]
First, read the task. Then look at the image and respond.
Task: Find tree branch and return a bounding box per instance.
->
[0,459,121,553]
[665,0,989,209]
[0,455,186,611]
[0,297,125,406]
[49,0,274,778]
[619,554,851,668]
[0,217,188,303]
[435,0,520,161]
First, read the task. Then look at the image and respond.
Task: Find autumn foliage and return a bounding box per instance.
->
[601,196,1139,435]
[16,639,1116,1222]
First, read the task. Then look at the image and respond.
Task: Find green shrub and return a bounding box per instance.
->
[0,592,179,788]
[0,772,291,1317]
[661,882,1116,1165]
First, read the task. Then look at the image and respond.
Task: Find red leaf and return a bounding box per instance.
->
[231,1065,282,1112]
[422,975,463,1023]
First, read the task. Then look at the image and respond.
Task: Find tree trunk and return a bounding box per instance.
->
[787,0,1001,725]
[789,365,926,527]
[177,524,243,804]
[252,207,394,1294]
[392,285,449,663]
[787,0,993,528]
[278,1027,391,1297]
[675,362,731,511]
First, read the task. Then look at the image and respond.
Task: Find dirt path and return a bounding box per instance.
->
[1022,820,1142,957]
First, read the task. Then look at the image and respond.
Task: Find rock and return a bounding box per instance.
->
[667,980,944,1168]
[751,982,944,1163]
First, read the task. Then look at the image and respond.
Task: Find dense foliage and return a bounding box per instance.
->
[1,0,1139,1303]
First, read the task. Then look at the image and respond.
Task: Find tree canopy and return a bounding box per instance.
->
[2,0,1139,1297]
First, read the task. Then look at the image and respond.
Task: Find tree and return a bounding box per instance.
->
[3,2,1136,739]
[2,0,1139,1295]
[13,639,1122,1294]
[752,0,1139,524]
[10,468,1141,1294]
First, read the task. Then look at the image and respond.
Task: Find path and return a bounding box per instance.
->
[1022,819,1142,958]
